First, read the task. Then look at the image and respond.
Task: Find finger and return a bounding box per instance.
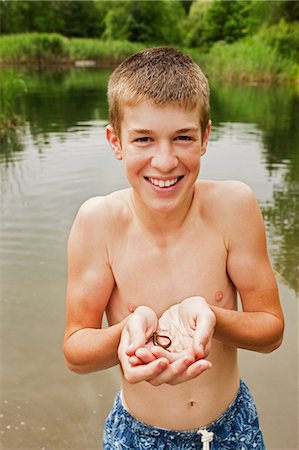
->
[125,323,148,356]
[167,359,212,385]
[147,356,194,386]
[135,347,157,364]
[151,346,193,363]
[193,326,212,358]
[128,355,144,366]
[124,358,169,384]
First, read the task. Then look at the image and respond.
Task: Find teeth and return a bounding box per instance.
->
[148,177,178,188]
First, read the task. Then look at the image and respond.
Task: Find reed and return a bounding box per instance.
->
[0,72,26,142]
[199,37,298,83]
[0,33,69,66]
[0,33,298,82]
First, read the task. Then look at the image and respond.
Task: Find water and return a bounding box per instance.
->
[0,68,298,449]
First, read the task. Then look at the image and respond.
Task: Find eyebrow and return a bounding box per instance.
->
[128,127,200,135]
[175,127,200,134]
[128,129,154,135]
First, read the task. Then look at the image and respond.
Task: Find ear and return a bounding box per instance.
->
[200,120,211,156]
[106,125,122,160]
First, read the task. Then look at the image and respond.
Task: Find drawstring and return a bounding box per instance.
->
[197,428,214,450]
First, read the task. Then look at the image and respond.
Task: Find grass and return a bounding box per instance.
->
[196,36,299,84]
[0,33,145,67]
[0,71,27,143]
[0,32,298,83]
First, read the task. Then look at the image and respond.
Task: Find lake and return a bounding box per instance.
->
[0,67,298,450]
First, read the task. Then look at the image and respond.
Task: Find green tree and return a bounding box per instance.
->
[205,0,252,43]
[0,0,106,37]
[184,1,213,48]
[57,1,102,37]
[104,0,185,45]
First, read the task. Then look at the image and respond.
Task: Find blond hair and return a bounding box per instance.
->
[108,47,210,135]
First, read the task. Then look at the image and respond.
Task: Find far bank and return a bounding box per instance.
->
[0,33,298,84]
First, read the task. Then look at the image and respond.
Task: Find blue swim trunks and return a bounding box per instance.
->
[103,380,265,449]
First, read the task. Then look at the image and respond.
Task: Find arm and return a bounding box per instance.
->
[63,198,125,374]
[212,182,284,353]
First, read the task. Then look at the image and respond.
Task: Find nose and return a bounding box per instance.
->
[151,142,178,173]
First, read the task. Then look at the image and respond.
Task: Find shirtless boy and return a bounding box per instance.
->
[63,47,284,449]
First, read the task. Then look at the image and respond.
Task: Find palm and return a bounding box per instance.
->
[156,304,194,356]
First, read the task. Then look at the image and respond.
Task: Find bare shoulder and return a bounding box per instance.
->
[73,189,131,229]
[69,189,132,254]
[199,179,259,216]
[197,180,263,244]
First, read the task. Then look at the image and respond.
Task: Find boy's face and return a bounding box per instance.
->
[106,102,211,214]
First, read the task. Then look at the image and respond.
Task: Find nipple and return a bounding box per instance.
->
[128,303,137,313]
[214,290,223,302]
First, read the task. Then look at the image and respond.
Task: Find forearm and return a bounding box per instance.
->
[63,319,126,374]
[210,305,284,353]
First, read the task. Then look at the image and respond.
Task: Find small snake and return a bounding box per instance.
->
[150,332,172,351]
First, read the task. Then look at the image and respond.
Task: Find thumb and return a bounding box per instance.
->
[193,325,210,359]
[125,320,148,356]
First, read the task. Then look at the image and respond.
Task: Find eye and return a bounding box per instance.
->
[175,135,193,141]
[135,137,152,143]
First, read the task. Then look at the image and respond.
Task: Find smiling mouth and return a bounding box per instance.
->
[145,176,183,188]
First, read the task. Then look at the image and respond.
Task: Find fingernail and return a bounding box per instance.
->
[184,358,194,366]
[159,360,168,369]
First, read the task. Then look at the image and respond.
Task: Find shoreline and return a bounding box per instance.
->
[0,34,298,85]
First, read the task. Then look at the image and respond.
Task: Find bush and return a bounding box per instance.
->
[0,33,69,65]
[203,36,298,83]
[258,20,299,63]
[68,38,145,62]
[103,0,185,45]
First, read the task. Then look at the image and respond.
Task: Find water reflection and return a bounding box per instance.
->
[210,81,299,294]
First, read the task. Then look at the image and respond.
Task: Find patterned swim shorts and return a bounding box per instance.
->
[103,380,265,449]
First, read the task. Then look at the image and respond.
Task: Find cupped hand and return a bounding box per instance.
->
[118,306,170,384]
[118,297,216,386]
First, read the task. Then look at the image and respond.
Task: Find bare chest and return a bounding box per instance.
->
[106,225,235,322]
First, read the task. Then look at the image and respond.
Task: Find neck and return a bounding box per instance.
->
[129,188,196,242]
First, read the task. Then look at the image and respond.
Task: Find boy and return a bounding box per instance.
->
[63,47,284,449]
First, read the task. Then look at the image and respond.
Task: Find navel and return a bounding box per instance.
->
[188,400,197,407]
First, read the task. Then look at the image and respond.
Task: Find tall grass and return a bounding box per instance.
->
[0,72,27,143]
[0,33,144,67]
[0,33,298,82]
[0,33,69,66]
[199,36,298,83]
[68,38,145,63]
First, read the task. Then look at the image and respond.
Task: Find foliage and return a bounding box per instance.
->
[0,33,145,66]
[0,71,27,143]
[202,36,298,83]
[0,0,298,83]
[258,20,299,63]
[184,1,212,49]
[103,0,185,45]
[0,0,185,45]
[68,38,145,62]
[0,33,69,65]
[205,0,252,43]
[0,0,105,37]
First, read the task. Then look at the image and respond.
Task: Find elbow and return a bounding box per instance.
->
[63,342,93,375]
[64,359,92,374]
[259,319,285,354]
[260,337,283,354]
